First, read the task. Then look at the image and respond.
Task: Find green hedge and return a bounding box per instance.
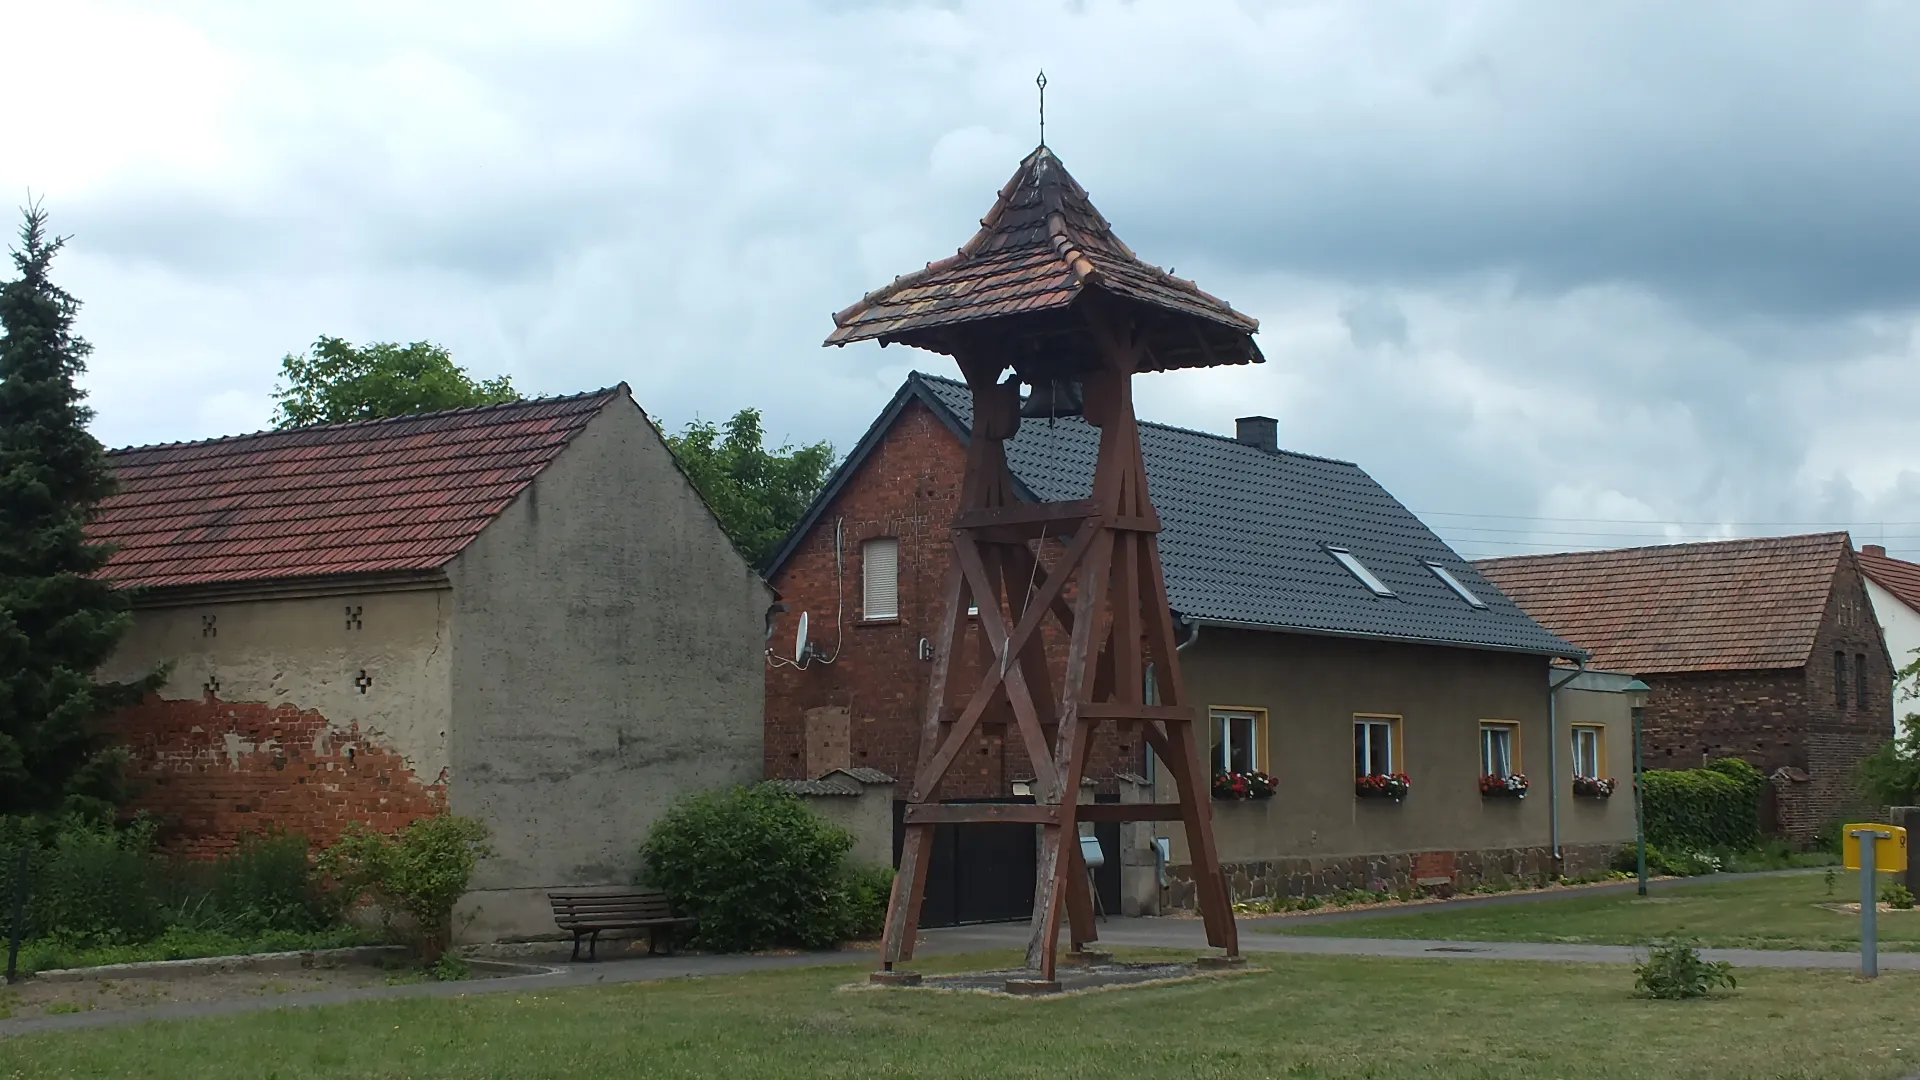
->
[1642,758,1765,851]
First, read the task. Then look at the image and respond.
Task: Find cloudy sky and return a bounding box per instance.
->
[7,0,1920,560]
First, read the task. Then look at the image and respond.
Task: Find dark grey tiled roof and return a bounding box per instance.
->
[769,373,1581,660]
[765,768,898,797]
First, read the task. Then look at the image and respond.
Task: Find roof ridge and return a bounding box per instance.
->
[1474,531,1851,566]
[909,370,1356,468]
[107,385,626,457]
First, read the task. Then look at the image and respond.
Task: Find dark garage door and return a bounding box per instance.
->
[894,797,1124,928]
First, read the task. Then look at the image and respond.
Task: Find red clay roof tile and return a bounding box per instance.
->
[91,388,621,590]
[1474,533,1850,674]
[1858,545,1920,614]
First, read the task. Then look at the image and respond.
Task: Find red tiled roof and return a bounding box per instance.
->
[1858,544,1920,614]
[1474,533,1850,674]
[92,388,623,590]
[825,145,1262,371]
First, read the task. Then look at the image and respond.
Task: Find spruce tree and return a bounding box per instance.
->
[0,205,154,818]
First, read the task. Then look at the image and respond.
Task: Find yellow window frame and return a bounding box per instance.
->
[1479,720,1523,776]
[1353,713,1404,776]
[1208,706,1270,773]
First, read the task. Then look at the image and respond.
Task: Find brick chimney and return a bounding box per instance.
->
[1235,416,1278,452]
[1863,544,1887,558]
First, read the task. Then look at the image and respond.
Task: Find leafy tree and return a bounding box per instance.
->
[662,408,834,568]
[1858,655,1920,807]
[0,206,157,818]
[271,337,519,428]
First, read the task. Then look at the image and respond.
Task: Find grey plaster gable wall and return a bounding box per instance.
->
[445,393,768,902]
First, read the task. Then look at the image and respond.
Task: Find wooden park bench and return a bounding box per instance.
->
[547,890,695,962]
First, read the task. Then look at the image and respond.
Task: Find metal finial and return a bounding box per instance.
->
[1036,70,1048,147]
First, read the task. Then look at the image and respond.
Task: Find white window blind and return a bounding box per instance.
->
[862,537,899,620]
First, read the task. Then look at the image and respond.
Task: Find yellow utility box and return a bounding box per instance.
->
[1843,823,1909,873]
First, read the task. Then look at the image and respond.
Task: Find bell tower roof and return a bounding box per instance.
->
[826,145,1261,371]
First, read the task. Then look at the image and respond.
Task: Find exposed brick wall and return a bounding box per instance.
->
[111,694,445,856]
[765,400,1140,798]
[1639,555,1892,841]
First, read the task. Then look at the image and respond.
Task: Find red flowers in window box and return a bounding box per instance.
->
[1355,773,1411,800]
[1479,773,1529,798]
[1212,770,1278,800]
[1572,775,1617,798]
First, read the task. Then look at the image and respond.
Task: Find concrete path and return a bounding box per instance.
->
[3,888,1899,1040]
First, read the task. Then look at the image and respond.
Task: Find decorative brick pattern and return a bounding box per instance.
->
[109,694,445,856]
[764,400,1139,798]
[1161,842,1621,909]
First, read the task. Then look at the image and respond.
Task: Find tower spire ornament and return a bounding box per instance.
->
[826,138,1261,992]
[1036,70,1047,146]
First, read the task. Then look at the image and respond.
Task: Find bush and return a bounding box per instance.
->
[1642,758,1763,851]
[1882,881,1916,910]
[1633,938,1736,999]
[320,815,491,961]
[838,863,895,941]
[166,830,334,935]
[640,785,878,952]
[1,816,164,946]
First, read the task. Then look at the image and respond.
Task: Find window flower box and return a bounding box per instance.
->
[1572,775,1617,799]
[1479,773,1529,799]
[1213,770,1277,800]
[1355,773,1411,800]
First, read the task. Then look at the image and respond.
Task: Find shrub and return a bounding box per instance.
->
[1634,938,1736,999]
[319,815,491,961]
[166,830,333,935]
[1642,759,1762,852]
[640,785,876,952]
[1882,881,1916,910]
[9,816,164,946]
[838,863,895,941]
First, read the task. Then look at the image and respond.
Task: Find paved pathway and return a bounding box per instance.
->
[2,882,1899,1041]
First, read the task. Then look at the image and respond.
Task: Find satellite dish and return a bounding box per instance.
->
[795,611,811,662]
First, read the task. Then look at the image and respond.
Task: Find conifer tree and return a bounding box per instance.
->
[0,205,154,817]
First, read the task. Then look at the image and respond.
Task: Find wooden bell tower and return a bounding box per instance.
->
[825,144,1262,984]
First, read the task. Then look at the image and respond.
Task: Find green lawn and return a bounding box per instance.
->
[1271,870,1920,951]
[5,951,1919,1079]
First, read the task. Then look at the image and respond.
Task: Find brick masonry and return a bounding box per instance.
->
[765,400,1140,798]
[1161,842,1622,909]
[111,694,445,856]
[1639,556,1891,842]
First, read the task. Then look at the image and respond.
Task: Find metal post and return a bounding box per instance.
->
[5,844,26,985]
[1855,828,1881,978]
[1633,704,1648,897]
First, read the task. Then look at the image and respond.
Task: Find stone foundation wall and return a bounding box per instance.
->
[1161,842,1622,909]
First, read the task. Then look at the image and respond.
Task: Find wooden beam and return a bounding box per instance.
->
[903,803,1058,825]
[1076,703,1198,722]
[1076,803,1185,822]
[952,499,1100,533]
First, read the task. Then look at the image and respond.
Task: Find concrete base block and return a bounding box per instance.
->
[1003,978,1063,995]
[868,970,923,987]
[1195,955,1247,970]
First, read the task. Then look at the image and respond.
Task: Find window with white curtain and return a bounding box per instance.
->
[1210,709,1266,774]
[1480,722,1519,777]
[1354,716,1398,776]
[861,537,899,620]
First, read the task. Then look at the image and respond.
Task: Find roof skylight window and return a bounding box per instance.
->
[1427,562,1489,609]
[1326,547,1394,597]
